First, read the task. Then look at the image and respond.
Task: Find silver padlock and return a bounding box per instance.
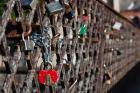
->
[21,0,37,10]
[46,1,63,15]
[21,33,35,51]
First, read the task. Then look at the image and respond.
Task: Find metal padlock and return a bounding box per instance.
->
[21,0,36,10]
[46,1,63,15]
[112,22,122,30]
[21,33,35,51]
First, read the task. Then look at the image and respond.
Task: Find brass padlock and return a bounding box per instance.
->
[21,33,35,51]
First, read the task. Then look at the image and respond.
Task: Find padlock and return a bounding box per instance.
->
[112,22,122,30]
[38,62,58,85]
[21,0,36,10]
[116,50,121,55]
[116,48,121,56]
[82,15,88,23]
[103,71,112,85]
[46,1,63,15]
[64,4,74,19]
[92,37,99,43]
[43,17,53,38]
[79,24,87,37]
[92,33,99,43]
[78,37,84,43]
[63,0,69,5]
[62,53,68,64]
[21,33,35,51]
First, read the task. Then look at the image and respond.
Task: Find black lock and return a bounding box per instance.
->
[116,50,121,55]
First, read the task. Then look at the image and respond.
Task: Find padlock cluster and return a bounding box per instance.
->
[0,0,140,93]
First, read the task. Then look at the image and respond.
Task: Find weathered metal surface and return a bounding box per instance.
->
[0,0,140,93]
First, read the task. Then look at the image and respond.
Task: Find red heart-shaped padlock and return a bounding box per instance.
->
[38,70,58,85]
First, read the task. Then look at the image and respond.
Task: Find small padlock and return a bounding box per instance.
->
[112,22,122,30]
[46,1,63,15]
[78,37,85,43]
[21,33,35,51]
[92,37,99,43]
[82,15,88,23]
[116,48,121,56]
[79,24,87,37]
[21,0,36,10]
[64,4,74,19]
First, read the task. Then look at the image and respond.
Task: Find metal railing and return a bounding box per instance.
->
[0,0,140,93]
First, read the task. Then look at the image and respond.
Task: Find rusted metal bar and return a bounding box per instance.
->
[0,0,16,41]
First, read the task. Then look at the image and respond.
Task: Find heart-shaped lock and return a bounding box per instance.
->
[45,69,58,85]
[38,62,58,85]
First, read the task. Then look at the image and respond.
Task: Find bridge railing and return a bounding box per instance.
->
[0,0,140,93]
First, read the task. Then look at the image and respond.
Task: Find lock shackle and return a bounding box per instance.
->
[22,33,29,41]
[22,33,25,41]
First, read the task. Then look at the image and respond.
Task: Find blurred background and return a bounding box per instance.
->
[102,0,140,12]
[102,0,140,28]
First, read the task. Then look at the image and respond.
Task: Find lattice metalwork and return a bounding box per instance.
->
[0,0,140,93]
